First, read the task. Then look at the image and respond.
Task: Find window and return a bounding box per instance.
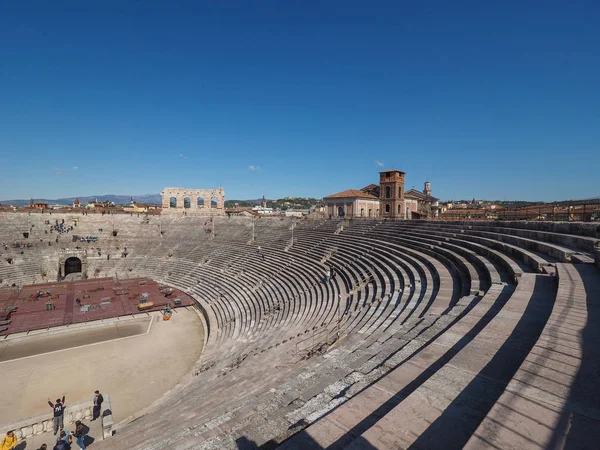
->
[385,186,391,198]
[385,204,390,213]
[360,208,364,217]
[398,187,402,197]
[368,209,372,217]
[398,204,402,214]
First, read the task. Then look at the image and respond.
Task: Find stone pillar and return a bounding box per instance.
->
[161,193,170,209]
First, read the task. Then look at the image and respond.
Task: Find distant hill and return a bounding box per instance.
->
[0,194,162,206]
[224,199,264,207]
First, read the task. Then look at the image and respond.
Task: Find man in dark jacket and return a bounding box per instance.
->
[92,390,104,421]
[47,395,66,434]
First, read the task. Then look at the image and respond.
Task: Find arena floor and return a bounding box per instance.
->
[0,307,205,425]
[0,277,195,335]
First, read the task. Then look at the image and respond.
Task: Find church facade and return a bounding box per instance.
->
[323,170,438,219]
[323,189,380,218]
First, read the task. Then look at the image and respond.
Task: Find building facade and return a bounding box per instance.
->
[325,171,439,220]
[405,181,440,219]
[323,190,380,218]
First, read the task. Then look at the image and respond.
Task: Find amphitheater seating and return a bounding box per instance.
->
[0,212,599,449]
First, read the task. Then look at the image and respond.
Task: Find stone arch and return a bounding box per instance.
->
[169,197,177,208]
[184,197,191,209]
[211,197,218,208]
[59,250,87,279]
[65,257,82,275]
[197,197,205,207]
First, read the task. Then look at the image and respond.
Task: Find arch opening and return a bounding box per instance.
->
[184,197,191,209]
[211,197,218,208]
[64,257,82,276]
[197,197,205,207]
[169,197,177,208]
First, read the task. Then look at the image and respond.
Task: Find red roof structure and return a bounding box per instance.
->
[323,189,379,200]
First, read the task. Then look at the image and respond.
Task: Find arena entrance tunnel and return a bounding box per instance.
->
[64,257,82,276]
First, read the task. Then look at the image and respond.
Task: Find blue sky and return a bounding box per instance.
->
[1,1,598,202]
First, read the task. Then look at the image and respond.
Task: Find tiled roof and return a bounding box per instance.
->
[225,207,260,216]
[405,189,427,199]
[361,184,379,191]
[323,189,379,200]
[405,189,439,202]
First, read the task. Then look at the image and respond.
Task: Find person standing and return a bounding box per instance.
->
[1,430,17,450]
[48,395,66,434]
[91,390,103,421]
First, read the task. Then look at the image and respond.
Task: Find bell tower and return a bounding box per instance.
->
[379,170,405,218]
[424,181,431,197]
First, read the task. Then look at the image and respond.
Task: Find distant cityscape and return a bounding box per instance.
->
[1,193,599,222]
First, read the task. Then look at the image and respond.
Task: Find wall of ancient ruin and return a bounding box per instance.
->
[161,187,225,215]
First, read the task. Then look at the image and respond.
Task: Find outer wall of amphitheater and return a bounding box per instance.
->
[161,187,226,215]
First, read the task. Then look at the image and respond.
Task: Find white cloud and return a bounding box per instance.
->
[55,168,64,175]
[179,153,188,160]
[72,166,78,170]
[376,160,384,167]
[248,165,261,171]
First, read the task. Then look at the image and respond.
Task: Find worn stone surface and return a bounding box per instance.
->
[1,215,599,450]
